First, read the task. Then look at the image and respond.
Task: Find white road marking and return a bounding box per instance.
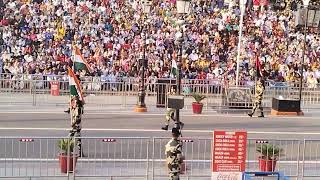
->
[0,127,320,135]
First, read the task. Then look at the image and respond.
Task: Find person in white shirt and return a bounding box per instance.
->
[307,74,318,89]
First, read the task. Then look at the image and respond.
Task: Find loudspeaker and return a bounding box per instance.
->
[168,95,184,109]
[139,59,148,68]
[272,98,301,112]
[295,6,320,27]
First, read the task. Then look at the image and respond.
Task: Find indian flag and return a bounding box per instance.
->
[68,67,84,102]
[171,59,177,77]
[72,46,92,73]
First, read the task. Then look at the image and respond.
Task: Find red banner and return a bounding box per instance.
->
[212,131,247,172]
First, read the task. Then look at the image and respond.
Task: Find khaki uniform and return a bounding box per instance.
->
[165,108,175,125]
[165,138,183,180]
[165,90,176,125]
[69,97,84,155]
[251,81,265,115]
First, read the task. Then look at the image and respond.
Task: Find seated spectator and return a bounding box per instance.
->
[0,0,319,87]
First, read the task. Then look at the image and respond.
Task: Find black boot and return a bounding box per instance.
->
[174,122,184,130]
[161,125,169,131]
[248,113,253,117]
[258,113,264,118]
[64,108,70,114]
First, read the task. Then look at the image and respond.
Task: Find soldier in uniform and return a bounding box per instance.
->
[69,95,85,156]
[162,86,176,130]
[162,86,184,131]
[165,128,183,180]
[248,78,265,117]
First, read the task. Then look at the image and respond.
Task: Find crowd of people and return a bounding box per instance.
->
[0,0,319,87]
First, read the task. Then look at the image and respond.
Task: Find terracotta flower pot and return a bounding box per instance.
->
[192,102,203,114]
[259,158,277,172]
[58,154,78,173]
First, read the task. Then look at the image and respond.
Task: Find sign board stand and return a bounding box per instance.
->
[212,131,247,180]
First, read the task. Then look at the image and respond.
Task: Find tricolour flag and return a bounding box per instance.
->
[72,46,92,73]
[68,67,84,102]
[171,59,177,77]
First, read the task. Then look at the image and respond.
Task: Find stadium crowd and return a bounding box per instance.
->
[0,0,319,87]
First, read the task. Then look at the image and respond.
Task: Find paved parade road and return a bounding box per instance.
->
[0,108,320,179]
[0,109,319,139]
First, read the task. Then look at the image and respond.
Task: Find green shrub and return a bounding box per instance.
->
[58,139,75,154]
[256,144,283,160]
[192,93,206,103]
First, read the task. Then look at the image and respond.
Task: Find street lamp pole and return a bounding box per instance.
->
[299,0,310,110]
[137,31,147,108]
[176,32,183,124]
[135,1,151,113]
[175,0,190,126]
[235,0,247,86]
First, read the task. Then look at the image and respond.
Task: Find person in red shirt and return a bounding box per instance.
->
[197,71,206,80]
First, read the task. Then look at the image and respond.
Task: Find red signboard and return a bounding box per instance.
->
[212,131,247,172]
[50,81,60,96]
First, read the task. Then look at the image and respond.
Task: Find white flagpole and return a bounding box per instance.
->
[236,0,246,87]
[70,46,75,127]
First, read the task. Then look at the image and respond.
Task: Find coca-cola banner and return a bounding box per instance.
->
[212,131,247,172]
[211,172,243,180]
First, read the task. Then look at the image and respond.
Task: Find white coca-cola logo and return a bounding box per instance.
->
[216,174,239,180]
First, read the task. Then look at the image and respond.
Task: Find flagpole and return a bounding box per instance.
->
[236,0,247,87]
[70,44,75,127]
[255,54,258,87]
[72,43,75,72]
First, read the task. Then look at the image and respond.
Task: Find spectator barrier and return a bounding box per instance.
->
[303,140,320,178]
[1,77,320,109]
[0,135,318,179]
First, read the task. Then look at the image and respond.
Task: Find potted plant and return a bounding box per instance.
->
[191,93,206,114]
[58,139,78,173]
[256,144,283,172]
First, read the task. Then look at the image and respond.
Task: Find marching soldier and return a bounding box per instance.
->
[162,86,177,130]
[69,95,85,156]
[165,128,183,180]
[248,78,265,118]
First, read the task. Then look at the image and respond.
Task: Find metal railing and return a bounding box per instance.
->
[0,137,68,178]
[0,136,319,179]
[74,137,150,179]
[1,78,320,109]
[1,73,318,89]
[303,140,320,178]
